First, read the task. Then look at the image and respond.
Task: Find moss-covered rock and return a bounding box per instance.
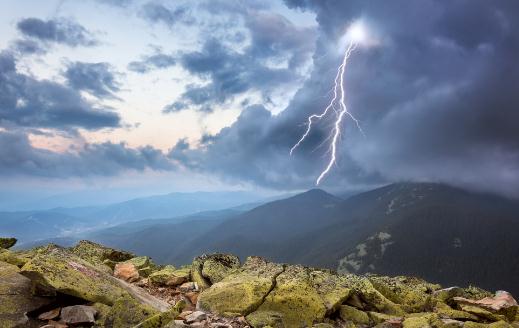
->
[197,256,284,315]
[20,245,128,305]
[0,249,27,267]
[191,253,241,289]
[434,302,479,321]
[0,261,53,328]
[368,275,440,313]
[350,276,405,315]
[103,294,159,327]
[126,256,157,277]
[458,304,507,322]
[70,240,134,271]
[201,254,241,284]
[402,312,442,327]
[134,301,186,328]
[310,269,352,314]
[0,237,17,249]
[149,265,191,286]
[246,310,284,328]
[250,265,327,328]
[368,311,402,324]
[339,304,370,325]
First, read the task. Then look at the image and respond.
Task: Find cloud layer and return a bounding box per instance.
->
[170,0,519,196]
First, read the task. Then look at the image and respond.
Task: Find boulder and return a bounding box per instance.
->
[149,265,190,286]
[114,262,140,283]
[434,302,479,321]
[20,245,128,305]
[0,237,17,249]
[0,249,27,267]
[197,256,284,315]
[339,304,370,325]
[248,265,327,327]
[453,291,518,321]
[103,294,159,327]
[0,261,53,327]
[132,300,186,328]
[125,256,157,277]
[60,305,98,325]
[185,310,207,323]
[367,275,440,313]
[191,254,241,289]
[310,269,352,313]
[70,240,134,272]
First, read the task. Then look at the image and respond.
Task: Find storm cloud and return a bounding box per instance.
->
[170,0,519,196]
[16,18,97,47]
[166,8,316,112]
[0,130,174,178]
[0,51,120,131]
[64,62,121,99]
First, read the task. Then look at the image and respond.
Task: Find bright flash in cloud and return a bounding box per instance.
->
[290,19,373,185]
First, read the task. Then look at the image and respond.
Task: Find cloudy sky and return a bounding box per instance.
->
[1,0,518,200]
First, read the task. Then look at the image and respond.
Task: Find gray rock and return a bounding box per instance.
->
[185,310,207,323]
[0,261,53,327]
[60,305,98,324]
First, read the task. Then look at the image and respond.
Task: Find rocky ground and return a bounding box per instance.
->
[1,237,518,328]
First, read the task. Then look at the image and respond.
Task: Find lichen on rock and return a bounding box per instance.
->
[20,244,129,305]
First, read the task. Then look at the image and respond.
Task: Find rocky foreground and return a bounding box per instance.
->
[0,238,518,328]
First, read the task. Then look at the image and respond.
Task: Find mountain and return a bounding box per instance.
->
[3,191,272,244]
[85,182,519,295]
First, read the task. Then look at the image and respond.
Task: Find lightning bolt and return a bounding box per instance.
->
[290,41,363,185]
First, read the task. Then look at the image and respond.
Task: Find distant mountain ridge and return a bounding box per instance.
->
[80,182,519,295]
[2,191,273,244]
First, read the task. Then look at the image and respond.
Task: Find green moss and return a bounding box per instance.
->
[0,249,27,267]
[310,269,352,314]
[134,300,186,328]
[103,294,159,327]
[251,265,327,328]
[20,245,128,305]
[352,276,405,315]
[368,275,439,313]
[368,312,402,324]
[70,240,134,269]
[126,256,157,277]
[91,302,112,326]
[434,302,478,321]
[191,254,240,289]
[339,305,370,325]
[0,261,53,327]
[198,256,284,315]
[402,313,442,328]
[458,304,508,322]
[201,254,241,284]
[246,310,284,328]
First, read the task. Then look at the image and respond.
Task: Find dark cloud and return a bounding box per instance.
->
[171,0,519,196]
[64,62,120,99]
[11,39,46,55]
[168,9,316,113]
[140,2,189,26]
[0,130,174,178]
[0,51,120,131]
[16,18,97,47]
[127,52,176,73]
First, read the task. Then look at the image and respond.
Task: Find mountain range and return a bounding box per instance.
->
[7,182,519,295]
[77,182,519,295]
